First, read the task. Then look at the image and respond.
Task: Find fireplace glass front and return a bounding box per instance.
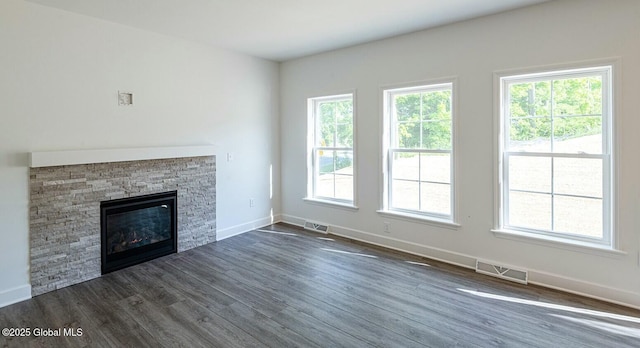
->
[101,191,177,274]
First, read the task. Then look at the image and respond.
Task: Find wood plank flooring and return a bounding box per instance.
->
[1,223,639,347]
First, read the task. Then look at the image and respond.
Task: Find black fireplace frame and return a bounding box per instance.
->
[100,191,178,274]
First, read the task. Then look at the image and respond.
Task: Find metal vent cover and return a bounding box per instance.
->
[303,221,329,234]
[476,259,528,284]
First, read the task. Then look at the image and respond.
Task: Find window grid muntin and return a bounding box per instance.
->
[387,83,454,219]
[389,149,452,216]
[501,66,611,245]
[507,77,604,154]
[313,148,354,202]
[504,153,606,239]
[390,86,452,150]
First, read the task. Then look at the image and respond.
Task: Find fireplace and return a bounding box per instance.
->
[101,191,177,274]
[30,155,215,296]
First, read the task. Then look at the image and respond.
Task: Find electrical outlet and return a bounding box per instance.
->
[249,198,255,207]
[383,222,390,233]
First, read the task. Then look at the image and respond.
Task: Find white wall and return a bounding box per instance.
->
[0,0,280,306]
[280,0,640,308]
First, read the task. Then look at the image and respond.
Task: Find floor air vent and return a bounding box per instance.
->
[304,221,329,234]
[476,260,528,284]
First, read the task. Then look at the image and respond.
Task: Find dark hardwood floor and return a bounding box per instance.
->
[1,223,639,347]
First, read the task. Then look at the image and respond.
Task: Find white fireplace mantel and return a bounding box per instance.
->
[29,145,215,168]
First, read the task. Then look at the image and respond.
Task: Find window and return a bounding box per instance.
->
[498,65,613,246]
[383,82,455,221]
[307,93,355,205]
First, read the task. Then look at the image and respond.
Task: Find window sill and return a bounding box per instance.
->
[491,229,626,259]
[376,210,460,230]
[303,198,359,212]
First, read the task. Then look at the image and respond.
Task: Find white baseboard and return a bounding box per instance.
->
[280,214,305,228]
[216,214,283,241]
[281,214,640,310]
[282,214,476,269]
[528,270,640,309]
[0,284,31,309]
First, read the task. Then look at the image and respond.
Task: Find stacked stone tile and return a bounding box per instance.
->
[29,156,216,296]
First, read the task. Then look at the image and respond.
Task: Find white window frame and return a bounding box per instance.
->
[495,64,615,248]
[380,80,457,226]
[306,92,357,208]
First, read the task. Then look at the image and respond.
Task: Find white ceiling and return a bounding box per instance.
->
[25,0,550,61]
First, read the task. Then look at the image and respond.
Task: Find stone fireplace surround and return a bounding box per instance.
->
[29,147,216,296]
